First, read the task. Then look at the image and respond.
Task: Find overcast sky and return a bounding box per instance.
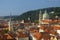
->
[0,0,60,16]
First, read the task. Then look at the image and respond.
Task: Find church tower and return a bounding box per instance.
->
[8,13,13,31]
[39,10,42,25]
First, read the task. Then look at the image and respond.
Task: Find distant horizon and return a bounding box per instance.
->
[0,6,60,17]
[0,0,60,16]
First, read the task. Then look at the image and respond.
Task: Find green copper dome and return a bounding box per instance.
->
[43,10,49,20]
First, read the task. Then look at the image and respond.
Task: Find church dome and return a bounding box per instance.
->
[43,10,49,20]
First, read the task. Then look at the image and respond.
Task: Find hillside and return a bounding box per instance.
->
[0,7,60,22]
[14,7,60,22]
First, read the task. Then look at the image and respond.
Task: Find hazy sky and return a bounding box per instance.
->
[0,0,60,16]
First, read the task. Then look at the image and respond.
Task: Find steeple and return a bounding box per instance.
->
[8,12,13,31]
[8,12,11,31]
[39,10,42,25]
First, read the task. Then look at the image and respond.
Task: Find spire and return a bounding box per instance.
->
[8,12,12,31]
[45,10,47,14]
[9,12,12,23]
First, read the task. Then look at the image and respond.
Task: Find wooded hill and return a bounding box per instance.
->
[8,7,60,23]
